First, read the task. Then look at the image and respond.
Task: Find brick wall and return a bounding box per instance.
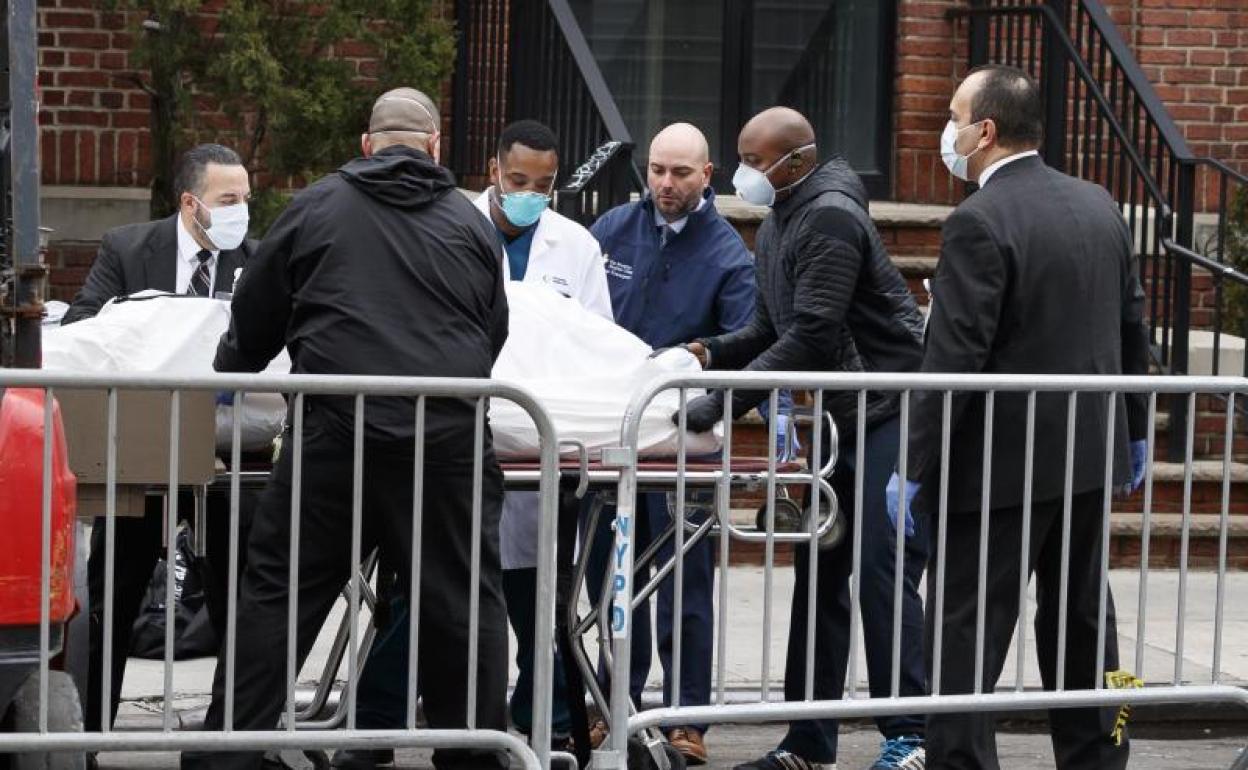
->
[38,2,151,187]
[892,0,965,206]
[890,0,1248,206]
[1115,1,1247,175]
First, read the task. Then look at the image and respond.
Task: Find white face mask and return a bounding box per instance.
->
[732,143,816,207]
[940,120,986,182]
[192,197,250,252]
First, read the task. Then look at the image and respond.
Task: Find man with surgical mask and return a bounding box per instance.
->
[478,119,612,312]
[479,118,612,752]
[62,143,256,737]
[676,108,929,770]
[896,64,1147,770]
[64,143,253,322]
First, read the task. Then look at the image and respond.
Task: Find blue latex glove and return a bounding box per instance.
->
[885,472,919,537]
[1127,439,1147,494]
[773,413,802,461]
[215,391,235,406]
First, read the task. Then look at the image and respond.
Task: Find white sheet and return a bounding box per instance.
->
[41,286,719,458]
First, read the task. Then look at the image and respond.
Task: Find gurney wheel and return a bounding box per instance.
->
[626,737,687,770]
[818,509,847,551]
[755,496,804,534]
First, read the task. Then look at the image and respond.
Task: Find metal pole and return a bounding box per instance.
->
[1041,0,1071,173]
[7,0,42,368]
[1168,165,1196,460]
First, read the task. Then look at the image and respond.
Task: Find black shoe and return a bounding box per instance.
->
[329,748,395,769]
[733,749,834,770]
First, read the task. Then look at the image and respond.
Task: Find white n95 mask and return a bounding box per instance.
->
[732,142,816,207]
[193,198,250,251]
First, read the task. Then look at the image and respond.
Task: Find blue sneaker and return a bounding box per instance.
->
[870,735,925,770]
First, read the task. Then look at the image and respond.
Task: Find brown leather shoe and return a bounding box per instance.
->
[667,727,709,765]
[589,717,609,749]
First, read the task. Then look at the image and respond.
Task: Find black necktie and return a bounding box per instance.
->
[659,224,672,248]
[187,249,213,297]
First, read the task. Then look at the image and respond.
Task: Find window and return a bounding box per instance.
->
[568,0,896,198]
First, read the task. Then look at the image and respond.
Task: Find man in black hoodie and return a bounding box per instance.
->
[680,108,929,770]
[182,88,510,770]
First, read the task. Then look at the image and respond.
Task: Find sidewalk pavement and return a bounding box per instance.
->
[113,567,1248,731]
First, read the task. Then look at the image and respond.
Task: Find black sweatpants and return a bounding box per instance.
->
[86,486,258,732]
[180,410,508,770]
[925,489,1128,770]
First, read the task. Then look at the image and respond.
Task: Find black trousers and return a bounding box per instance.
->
[778,417,928,763]
[85,487,258,732]
[925,489,1129,770]
[181,412,508,770]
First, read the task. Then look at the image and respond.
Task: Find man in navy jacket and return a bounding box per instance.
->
[586,123,755,765]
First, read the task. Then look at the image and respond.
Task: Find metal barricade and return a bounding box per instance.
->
[0,370,562,770]
[593,371,1248,770]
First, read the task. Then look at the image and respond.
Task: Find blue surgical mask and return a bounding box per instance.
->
[494,159,554,228]
[732,142,816,207]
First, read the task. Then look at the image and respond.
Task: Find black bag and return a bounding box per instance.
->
[129,525,219,660]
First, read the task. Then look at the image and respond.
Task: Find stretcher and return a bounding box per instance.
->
[202,413,840,770]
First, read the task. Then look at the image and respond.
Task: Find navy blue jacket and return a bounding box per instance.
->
[591,189,755,347]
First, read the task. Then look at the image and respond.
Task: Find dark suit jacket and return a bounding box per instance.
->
[62,214,256,325]
[908,154,1150,514]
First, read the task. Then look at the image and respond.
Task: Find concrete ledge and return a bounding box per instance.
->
[714,194,955,228]
[893,255,940,276]
[1111,511,1248,537]
[1151,460,1248,483]
[42,184,152,242]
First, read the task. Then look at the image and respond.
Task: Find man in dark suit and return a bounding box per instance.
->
[64,143,256,734]
[892,65,1149,769]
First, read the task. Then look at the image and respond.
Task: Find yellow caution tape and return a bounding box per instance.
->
[1104,670,1144,746]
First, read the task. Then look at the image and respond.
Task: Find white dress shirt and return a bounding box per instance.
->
[652,194,708,234]
[977,149,1040,187]
[176,215,220,295]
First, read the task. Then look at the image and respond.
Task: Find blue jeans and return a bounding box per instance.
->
[778,416,929,763]
[501,567,572,736]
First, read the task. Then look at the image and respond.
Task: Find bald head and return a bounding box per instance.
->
[740,107,815,151]
[650,123,710,166]
[735,107,818,205]
[362,87,441,159]
[647,123,714,222]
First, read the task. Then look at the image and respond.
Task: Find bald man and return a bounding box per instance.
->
[183,87,510,770]
[678,108,930,770]
[585,122,755,765]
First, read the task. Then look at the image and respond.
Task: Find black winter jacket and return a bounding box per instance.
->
[215,145,508,459]
[701,158,924,433]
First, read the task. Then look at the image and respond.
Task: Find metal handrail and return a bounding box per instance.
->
[1162,240,1248,288]
[1076,0,1193,161]
[1190,157,1248,188]
[546,0,632,146]
[947,3,1173,224]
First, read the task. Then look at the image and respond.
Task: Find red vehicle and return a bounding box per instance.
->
[0,388,83,770]
[2,1,85,764]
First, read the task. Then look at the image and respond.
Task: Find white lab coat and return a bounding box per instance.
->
[475,189,613,569]
[473,190,613,320]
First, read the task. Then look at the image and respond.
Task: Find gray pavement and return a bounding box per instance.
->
[96,567,1248,768]
[95,724,1248,769]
